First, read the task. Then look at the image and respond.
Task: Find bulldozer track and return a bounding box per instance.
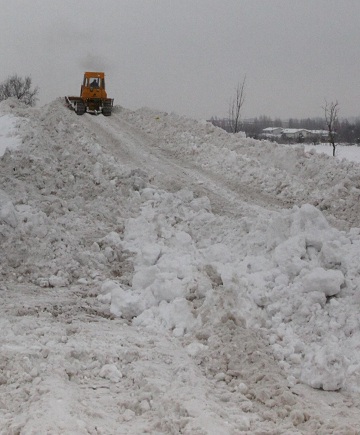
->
[78,110,291,221]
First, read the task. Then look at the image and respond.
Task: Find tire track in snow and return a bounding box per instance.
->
[79,111,291,221]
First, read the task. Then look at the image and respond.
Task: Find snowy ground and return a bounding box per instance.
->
[1,98,360,434]
[304,143,360,164]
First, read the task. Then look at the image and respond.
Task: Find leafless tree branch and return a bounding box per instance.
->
[229,76,246,133]
[323,100,339,157]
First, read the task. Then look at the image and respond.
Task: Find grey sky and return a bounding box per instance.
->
[1,0,359,120]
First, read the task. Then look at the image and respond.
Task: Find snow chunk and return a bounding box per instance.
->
[186,342,208,357]
[100,280,150,319]
[158,298,196,335]
[133,297,196,335]
[302,267,344,296]
[132,266,158,290]
[290,203,329,235]
[150,273,184,302]
[48,274,69,288]
[99,231,122,249]
[201,243,234,263]
[274,235,307,278]
[300,345,347,390]
[136,243,161,266]
[110,287,147,319]
[190,196,211,212]
[320,241,343,268]
[99,364,122,382]
[0,190,17,228]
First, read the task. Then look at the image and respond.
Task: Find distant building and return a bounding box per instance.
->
[261,127,283,138]
[260,127,330,143]
[281,128,309,140]
[262,127,283,136]
[309,130,329,138]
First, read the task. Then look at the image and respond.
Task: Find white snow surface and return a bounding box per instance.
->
[0,104,23,156]
[304,143,360,163]
[1,98,360,433]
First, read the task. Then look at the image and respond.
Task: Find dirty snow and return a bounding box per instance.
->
[1,97,360,433]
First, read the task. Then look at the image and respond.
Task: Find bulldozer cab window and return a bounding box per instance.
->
[90,78,100,88]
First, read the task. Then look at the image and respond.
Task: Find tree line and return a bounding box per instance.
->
[209,114,360,144]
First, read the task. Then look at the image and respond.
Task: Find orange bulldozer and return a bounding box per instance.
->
[66,72,113,116]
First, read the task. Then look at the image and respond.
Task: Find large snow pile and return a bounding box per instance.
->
[1,98,360,433]
[113,107,360,391]
[122,107,360,229]
[103,185,360,392]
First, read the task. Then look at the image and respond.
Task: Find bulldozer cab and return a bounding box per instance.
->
[81,72,107,99]
[83,73,105,90]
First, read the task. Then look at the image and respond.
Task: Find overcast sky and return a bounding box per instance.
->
[1,0,359,120]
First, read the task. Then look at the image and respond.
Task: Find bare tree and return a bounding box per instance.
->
[0,74,39,106]
[229,76,246,133]
[323,100,339,157]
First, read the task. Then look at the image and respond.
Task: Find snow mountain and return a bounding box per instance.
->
[1,97,360,433]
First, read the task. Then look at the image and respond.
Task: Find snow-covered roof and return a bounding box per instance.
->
[262,126,282,132]
[310,129,328,135]
[282,128,307,134]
